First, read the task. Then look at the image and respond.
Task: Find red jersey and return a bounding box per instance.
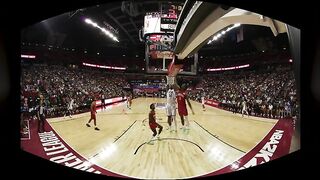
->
[149,110,156,123]
[149,110,158,129]
[177,90,187,109]
[177,90,188,116]
[91,101,96,114]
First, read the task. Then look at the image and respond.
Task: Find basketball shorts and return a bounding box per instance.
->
[91,113,96,119]
[166,104,176,116]
[149,122,159,130]
[178,106,188,116]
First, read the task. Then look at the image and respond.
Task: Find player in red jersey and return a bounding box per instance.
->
[176,84,194,130]
[86,97,100,130]
[127,93,132,109]
[148,103,163,145]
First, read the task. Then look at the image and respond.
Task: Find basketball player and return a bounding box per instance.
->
[177,84,194,130]
[37,94,46,133]
[166,85,177,132]
[101,93,105,111]
[201,93,206,111]
[241,99,249,117]
[86,97,100,130]
[64,97,74,118]
[127,93,132,109]
[148,103,163,145]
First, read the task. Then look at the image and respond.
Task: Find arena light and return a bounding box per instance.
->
[207,64,250,72]
[84,17,119,42]
[85,18,92,24]
[208,23,241,44]
[289,59,293,63]
[82,62,126,70]
[21,54,36,59]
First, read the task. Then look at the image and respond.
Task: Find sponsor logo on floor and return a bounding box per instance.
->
[21,119,126,177]
[202,118,295,177]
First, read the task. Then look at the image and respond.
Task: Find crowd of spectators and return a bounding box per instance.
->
[21,64,130,118]
[188,66,299,119]
[21,62,298,120]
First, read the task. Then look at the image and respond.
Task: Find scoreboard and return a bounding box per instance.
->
[144,2,187,73]
[160,3,183,33]
[143,2,183,36]
[143,13,162,35]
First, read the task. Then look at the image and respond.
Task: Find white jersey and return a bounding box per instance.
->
[68,99,74,110]
[201,96,205,104]
[166,89,176,106]
[242,101,247,109]
[268,104,273,110]
[166,89,176,116]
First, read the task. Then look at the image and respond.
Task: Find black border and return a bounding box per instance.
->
[1,0,319,179]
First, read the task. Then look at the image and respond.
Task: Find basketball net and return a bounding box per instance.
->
[166,75,176,85]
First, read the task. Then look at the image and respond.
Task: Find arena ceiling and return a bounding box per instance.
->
[20,0,290,59]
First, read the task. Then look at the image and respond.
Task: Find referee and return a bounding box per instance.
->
[37,94,46,133]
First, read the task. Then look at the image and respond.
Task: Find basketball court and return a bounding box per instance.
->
[40,97,281,179]
[19,1,300,178]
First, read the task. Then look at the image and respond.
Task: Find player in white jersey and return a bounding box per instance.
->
[241,100,249,117]
[201,93,206,111]
[166,85,177,132]
[65,98,74,118]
